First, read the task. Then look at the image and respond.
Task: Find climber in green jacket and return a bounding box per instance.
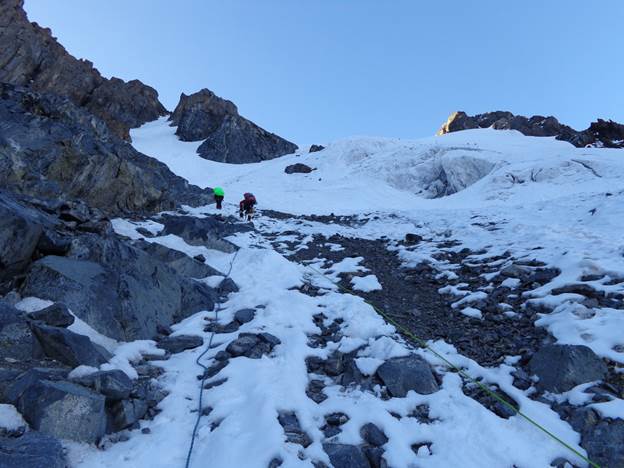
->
[213,186,224,209]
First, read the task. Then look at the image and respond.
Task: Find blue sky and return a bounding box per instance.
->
[25,0,624,146]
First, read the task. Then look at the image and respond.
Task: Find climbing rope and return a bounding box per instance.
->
[184,249,239,468]
[304,264,600,468]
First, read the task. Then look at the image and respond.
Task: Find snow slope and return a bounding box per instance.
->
[65,119,624,467]
[132,117,624,214]
[132,119,624,362]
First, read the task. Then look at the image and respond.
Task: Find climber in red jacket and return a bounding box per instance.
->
[239,193,257,221]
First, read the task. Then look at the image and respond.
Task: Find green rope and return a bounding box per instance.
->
[305,264,600,468]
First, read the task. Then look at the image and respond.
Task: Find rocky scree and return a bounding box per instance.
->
[260,210,623,468]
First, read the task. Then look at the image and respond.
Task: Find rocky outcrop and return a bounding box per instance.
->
[0,0,167,140]
[437,111,624,148]
[0,190,224,341]
[169,89,298,163]
[0,84,211,216]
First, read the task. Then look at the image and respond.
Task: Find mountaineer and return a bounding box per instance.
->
[239,192,257,221]
[213,186,224,209]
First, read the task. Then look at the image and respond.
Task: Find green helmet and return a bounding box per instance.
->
[213,186,224,196]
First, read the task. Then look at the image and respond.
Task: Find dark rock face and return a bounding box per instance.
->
[285,163,313,174]
[437,111,624,148]
[21,234,217,341]
[28,303,74,328]
[376,355,439,397]
[0,431,67,468]
[18,379,106,443]
[134,240,220,278]
[0,84,211,216]
[159,214,247,253]
[30,322,111,368]
[529,344,607,392]
[0,192,44,282]
[0,0,167,140]
[169,89,298,163]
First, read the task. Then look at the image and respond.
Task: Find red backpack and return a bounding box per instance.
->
[244,193,256,204]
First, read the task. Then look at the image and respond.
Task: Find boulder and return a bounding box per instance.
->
[234,308,255,324]
[169,89,297,163]
[323,443,371,468]
[225,333,281,359]
[285,163,313,174]
[376,355,439,397]
[529,344,607,392]
[0,431,67,468]
[28,303,74,328]
[30,322,111,368]
[277,411,312,447]
[158,335,204,354]
[360,423,388,447]
[157,335,203,354]
[18,379,106,443]
[404,233,423,245]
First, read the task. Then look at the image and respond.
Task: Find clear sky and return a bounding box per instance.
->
[25,0,624,146]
